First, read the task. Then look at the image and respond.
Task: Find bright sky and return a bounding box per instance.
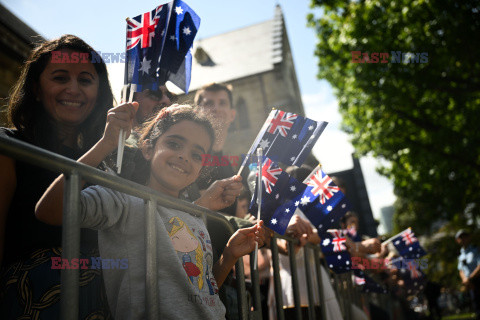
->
[2,0,395,233]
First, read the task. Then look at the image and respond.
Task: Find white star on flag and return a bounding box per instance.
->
[285,208,290,213]
[183,26,191,35]
[318,224,323,229]
[322,238,330,246]
[275,194,279,199]
[395,240,400,245]
[346,261,350,265]
[342,203,346,208]
[337,255,342,260]
[161,29,165,36]
[259,139,270,149]
[290,185,296,192]
[271,218,277,225]
[300,196,310,206]
[138,57,151,74]
[170,35,176,41]
[295,201,300,207]
[409,247,413,251]
[308,125,314,130]
[175,6,184,15]
[292,134,298,139]
[327,205,333,211]
[290,157,295,162]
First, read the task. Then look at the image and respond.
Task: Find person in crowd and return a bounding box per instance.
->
[36,105,267,319]
[456,229,480,318]
[188,82,242,216]
[132,85,176,128]
[0,34,114,318]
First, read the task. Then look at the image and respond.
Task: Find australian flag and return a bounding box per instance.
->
[249,158,307,235]
[391,228,427,259]
[353,269,388,294]
[123,0,200,101]
[390,257,426,295]
[321,229,352,273]
[284,166,350,235]
[240,109,328,169]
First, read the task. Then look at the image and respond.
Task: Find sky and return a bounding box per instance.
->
[2,0,396,233]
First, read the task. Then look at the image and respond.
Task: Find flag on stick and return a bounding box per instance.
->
[238,109,327,175]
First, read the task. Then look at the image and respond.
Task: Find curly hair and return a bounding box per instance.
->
[7,34,114,152]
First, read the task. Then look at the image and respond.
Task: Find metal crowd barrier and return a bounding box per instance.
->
[1,135,365,320]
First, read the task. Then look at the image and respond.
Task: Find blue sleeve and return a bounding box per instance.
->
[79,185,129,230]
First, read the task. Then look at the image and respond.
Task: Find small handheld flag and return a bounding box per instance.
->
[238,109,327,176]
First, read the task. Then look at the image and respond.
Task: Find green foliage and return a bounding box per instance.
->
[308,0,480,288]
[307,0,480,228]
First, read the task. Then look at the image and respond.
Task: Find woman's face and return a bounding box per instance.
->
[36,49,99,127]
[144,120,212,197]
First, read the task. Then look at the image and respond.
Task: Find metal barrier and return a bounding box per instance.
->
[1,135,365,320]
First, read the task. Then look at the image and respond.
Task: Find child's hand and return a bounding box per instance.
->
[225,220,267,260]
[194,175,243,211]
[100,102,139,152]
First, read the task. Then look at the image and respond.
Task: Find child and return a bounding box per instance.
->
[36,104,266,319]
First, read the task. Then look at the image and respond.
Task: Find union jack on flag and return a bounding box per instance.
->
[282,166,350,235]
[267,110,297,137]
[406,261,421,279]
[391,228,427,259]
[261,158,282,194]
[354,276,366,285]
[126,5,164,50]
[249,158,307,235]
[307,169,340,204]
[401,229,418,245]
[239,109,328,169]
[122,0,200,101]
[330,229,347,252]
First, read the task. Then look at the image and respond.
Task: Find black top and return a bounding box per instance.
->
[0,128,97,268]
[184,150,250,216]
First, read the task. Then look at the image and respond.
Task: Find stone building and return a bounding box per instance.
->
[176,5,308,164]
[0,3,44,126]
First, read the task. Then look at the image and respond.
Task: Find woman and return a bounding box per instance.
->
[0,34,113,319]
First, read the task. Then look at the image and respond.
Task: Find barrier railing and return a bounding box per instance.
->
[1,135,367,320]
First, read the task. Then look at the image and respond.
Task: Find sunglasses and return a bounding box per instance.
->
[144,88,177,103]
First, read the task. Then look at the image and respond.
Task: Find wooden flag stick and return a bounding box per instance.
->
[253,147,263,270]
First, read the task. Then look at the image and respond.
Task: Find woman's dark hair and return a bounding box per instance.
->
[7,34,114,152]
[128,104,216,185]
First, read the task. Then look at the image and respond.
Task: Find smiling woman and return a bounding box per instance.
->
[0,35,114,319]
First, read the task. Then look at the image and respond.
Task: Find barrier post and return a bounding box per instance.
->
[61,171,80,319]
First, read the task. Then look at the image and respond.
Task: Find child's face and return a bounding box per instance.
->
[144,120,212,197]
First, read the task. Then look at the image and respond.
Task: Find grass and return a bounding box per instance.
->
[441,313,477,320]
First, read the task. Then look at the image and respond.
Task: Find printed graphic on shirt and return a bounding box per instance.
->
[168,217,205,290]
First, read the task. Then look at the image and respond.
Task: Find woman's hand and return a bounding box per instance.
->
[225,220,267,260]
[194,175,243,211]
[99,102,139,153]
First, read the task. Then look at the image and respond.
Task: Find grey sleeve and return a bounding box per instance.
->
[79,185,128,230]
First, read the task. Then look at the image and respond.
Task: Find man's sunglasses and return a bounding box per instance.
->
[145,89,177,103]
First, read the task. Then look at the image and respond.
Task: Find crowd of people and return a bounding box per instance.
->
[0,34,479,320]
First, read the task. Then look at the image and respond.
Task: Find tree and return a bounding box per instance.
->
[307,0,480,234]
